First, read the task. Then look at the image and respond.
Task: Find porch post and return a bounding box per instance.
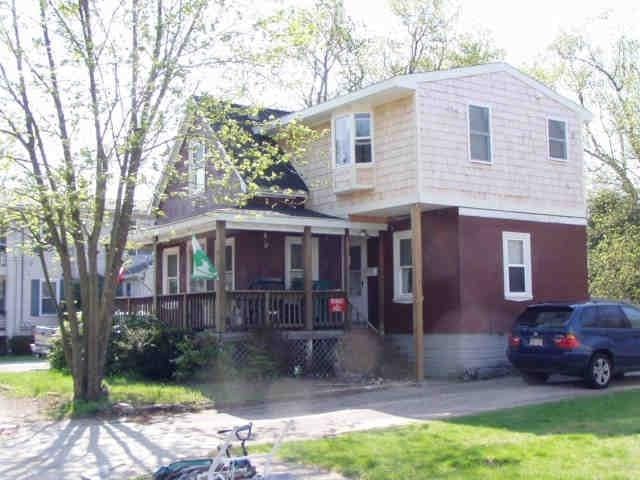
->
[378,231,385,336]
[153,235,159,315]
[411,204,424,381]
[343,228,352,330]
[215,220,227,333]
[303,226,313,331]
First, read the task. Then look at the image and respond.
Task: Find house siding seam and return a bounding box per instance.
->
[417,70,585,218]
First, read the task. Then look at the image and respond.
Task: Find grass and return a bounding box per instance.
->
[0,369,211,418]
[272,389,640,479]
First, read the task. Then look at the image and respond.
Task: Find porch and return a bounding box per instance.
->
[126,205,387,334]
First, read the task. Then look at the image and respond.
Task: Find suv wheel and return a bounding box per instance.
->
[521,372,549,385]
[585,353,612,389]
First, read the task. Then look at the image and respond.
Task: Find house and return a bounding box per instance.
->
[0,217,154,350]
[131,62,591,378]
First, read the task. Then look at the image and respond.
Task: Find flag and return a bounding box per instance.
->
[191,236,218,280]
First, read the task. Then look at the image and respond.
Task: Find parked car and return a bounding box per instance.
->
[30,325,59,358]
[507,301,640,389]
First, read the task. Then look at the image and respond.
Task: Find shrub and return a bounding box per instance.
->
[9,335,33,355]
[48,335,69,372]
[173,330,222,382]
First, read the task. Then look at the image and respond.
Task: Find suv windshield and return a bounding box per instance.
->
[516,306,574,328]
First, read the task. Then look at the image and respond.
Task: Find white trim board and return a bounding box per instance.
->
[458,208,586,225]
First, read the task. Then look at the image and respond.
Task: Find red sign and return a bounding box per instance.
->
[329,297,347,313]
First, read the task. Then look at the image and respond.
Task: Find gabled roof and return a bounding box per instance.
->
[278,62,593,125]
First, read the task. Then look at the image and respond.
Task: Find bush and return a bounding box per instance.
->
[9,335,33,355]
[48,335,69,372]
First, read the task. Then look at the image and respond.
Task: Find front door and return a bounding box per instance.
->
[348,237,368,323]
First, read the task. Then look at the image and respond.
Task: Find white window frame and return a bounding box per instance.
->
[187,237,209,293]
[502,231,532,301]
[40,280,59,316]
[188,140,206,195]
[332,111,374,168]
[393,230,413,303]
[284,236,319,289]
[214,237,236,291]
[547,117,569,161]
[162,246,180,295]
[467,103,493,164]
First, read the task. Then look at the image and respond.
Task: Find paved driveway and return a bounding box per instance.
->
[2,374,640,479]
[0,359,49,373]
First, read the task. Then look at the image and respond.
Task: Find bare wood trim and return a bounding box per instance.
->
[215,220,227,332]
[348,214,389,224]
[303,226,313,330]
[411,204,424,381]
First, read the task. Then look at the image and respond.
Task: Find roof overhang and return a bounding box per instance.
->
[277,62,593,126]
[132,209,387,244]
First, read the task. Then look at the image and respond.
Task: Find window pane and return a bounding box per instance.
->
[355,113,371,137]
[167,254,178,277]
[168,278,178,294]
[508,266,525,293]
[470,133,491,161]
[224,272,234,290]
[549,139,566,159]
[42,298,57,315]
[225,245,233,272]
[399,238,412,266]
[580,307,598,328]
[349,246,361,270]
[290,243,303,270]
[469,105,489,133]
[401,267,413,294]
[355,140,372,163]
[548,119,566,140]
[334,116,352,165]
[622,306,640,328]
[598,306,628,329]
[507,239,524,265]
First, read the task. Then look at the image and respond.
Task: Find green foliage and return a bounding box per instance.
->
[173,331,223,382]
[8,336,33,355]
[48,335,69,372]
[588,190,640,302]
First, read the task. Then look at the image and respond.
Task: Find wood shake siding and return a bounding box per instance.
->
[417,71,585,218]
[298,94,418,217]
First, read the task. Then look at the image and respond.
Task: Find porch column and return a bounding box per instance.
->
[411,204,425,381]
[215,220,227,333]
[303,226,313,331]
[378,231,385,336]
[343,229,352,330]
[153,235,159,315]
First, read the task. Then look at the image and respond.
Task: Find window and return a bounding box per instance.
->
[188,140,206,194]
[188,237,209,293]
[516,306,573,328]
[0,278,5,314]
[284,236,319,289]
[162,247,180,294]
[548,119,567,160]
[622,305,640,328]
[40,280,58,315]
[333,113,373,166]
[468,105,492,162]
[214,238,235,291]
[597,305,629,329]
[393,231,413,302]
[502,232,532,300]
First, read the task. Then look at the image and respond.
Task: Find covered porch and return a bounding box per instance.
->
[123,206,386,333]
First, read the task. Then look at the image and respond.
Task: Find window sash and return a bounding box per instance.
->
[468,105,492,162]
[189,238,208,293]
[334,113,373,166]
[502,232,532,299]
[548,119,567,159]
[40,281,58,315]
[189,141,206,193]
[393,232,413,301]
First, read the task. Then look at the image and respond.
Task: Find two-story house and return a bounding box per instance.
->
[132,62,591,377]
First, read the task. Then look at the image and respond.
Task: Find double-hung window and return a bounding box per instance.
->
[163,247,180,294]
[284,236,318,289]
[215,238,235,291]
[189,237,209,293]
[188,140,206,194]
[40,280,58,315]
[334,113,373,166]
[393,231,413,302]
[548,119,568,160]
[502,232,532,300]
[468,105,492,162]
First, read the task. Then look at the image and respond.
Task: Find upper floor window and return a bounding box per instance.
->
[502,232,532,301]
[548,119,568,160]
[393,230,413,303]
[334,113,373,166]
[188,140,206,194]
[468,105,492,163]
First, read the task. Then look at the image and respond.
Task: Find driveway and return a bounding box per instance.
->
[0,359,49,373]
[2,374,640,479]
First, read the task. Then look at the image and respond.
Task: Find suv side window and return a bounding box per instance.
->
[580,306,599,328]
[622,305,640,329]
[597,305,629,329]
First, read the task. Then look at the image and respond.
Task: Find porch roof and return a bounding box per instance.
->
[134,206,387,243]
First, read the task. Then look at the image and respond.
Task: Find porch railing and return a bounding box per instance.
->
[114,289,347,331]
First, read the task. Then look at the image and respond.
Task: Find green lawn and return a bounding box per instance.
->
[274,390,640,479]
[0,370,211,417]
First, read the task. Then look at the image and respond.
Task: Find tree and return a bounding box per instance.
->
[549,30,640,203]
[386,0,503,75]
[0,0,230,402]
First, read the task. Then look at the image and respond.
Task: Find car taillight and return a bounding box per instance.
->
[509,334,521,348]
[554,333,580,350]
